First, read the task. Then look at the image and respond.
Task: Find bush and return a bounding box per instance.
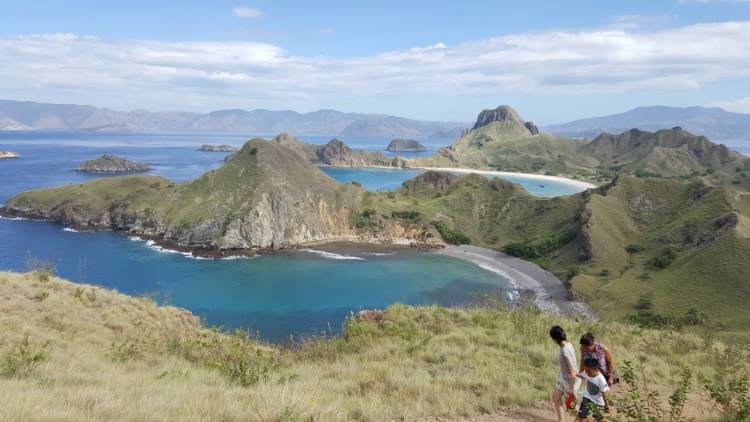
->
[617,360,693,422]
[391,210,422,221]
[634,296,653,310]
[704,347,750,421]
[646,247,677,270]
[1,333,52,378]
[431,221,470,245]
[351,209,378,229]
[208,331,278,387]
[625,244,642,254]
[26,256,56,282]
[502,231,576,259]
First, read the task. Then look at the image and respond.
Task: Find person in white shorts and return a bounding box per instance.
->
[550,325,580,422]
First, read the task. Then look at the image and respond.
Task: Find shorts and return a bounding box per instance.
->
[578,397,604,421]
[555,376,580,395]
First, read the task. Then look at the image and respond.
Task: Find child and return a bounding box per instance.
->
[576,357,610,421]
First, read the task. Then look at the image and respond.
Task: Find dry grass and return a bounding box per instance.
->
[0,272,743,421]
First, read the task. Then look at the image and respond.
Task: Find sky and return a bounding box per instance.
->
[1,0,750,124]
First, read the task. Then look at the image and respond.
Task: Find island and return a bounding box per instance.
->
[0,151,20,159]
[386,139,428,152]
[198,144,239,152]
[76,155,150,173]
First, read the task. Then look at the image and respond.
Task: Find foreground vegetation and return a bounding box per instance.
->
[2,271,748,421]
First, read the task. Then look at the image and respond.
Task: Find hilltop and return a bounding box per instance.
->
[0,271,739,421]
[0,99,468,137]
[417,105,750,189]
[544,105,750,142]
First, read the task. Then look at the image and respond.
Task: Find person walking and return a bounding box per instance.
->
[579,332,616,386]
[550,325,580,422]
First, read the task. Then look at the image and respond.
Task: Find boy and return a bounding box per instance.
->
[576,357,610,421]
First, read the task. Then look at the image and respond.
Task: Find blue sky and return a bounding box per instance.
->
[1,0,750,123]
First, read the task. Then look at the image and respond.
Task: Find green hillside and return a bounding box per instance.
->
[353,173,750,338]
[1,271,744,421]
[416,105,750,188]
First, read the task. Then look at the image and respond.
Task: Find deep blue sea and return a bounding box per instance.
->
[0,131,588,341]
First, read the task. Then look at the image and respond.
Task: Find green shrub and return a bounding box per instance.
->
[1,333,52,378]
[617,360,693,422]
[502,231,576,259]
[351,209,379,229]
[705,347,750,421]
[391,210,422,221]
[646,247,677,270]
[625,244,642,254]
[431,221,470,245]
[210,334,278,387]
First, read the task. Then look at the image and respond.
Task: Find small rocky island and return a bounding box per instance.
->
[199,144,239,152]
[386,139,427,152]
[76,155,150,173]
[0,151,20,159]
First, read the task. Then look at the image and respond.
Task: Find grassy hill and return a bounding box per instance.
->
[351,173,750,339]
[1,271,744,421]
[416,106,750,188]
[2,139,365,250]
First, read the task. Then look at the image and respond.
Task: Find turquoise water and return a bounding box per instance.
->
[0,131,583,341]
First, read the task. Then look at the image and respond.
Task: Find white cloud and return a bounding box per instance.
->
[320,28,335,36]
[1,21,749,112]
[714,97,750,113]
[233,6,263,18]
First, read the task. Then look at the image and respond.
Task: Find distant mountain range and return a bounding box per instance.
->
[543,105,750,142]
[0,100,468,138]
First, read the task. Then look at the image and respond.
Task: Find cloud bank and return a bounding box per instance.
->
[1,21,749,114]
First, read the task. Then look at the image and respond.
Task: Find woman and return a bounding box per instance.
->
[550,325,579,422]
[579,332,616,386]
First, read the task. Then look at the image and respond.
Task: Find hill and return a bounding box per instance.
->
[0,271,739,421]
[353,172,750,338]
[1,139,367,250]
[543,105,750,142]
[417,105,750,188]
[0,99,468,137]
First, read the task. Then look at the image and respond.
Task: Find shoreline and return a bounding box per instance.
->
[435,244,593,318]
[418,167,598,190]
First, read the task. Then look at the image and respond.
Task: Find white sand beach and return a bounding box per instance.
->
[419,167,598,190]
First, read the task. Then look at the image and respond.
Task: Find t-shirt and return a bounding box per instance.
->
[559,342,578,384]
[580,372,610,406]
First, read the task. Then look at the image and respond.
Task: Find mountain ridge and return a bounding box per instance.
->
[0,99,468,137]
[543,105,750,142]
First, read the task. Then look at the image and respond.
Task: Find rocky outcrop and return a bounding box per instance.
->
[76,155,150,173]
[198,144,238,152]
[401,171,460,196]
[472,105,536,133]
[314,139,410,168]
[524,122,540,135]
[386,139,427,152]
[0,151,20,159]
